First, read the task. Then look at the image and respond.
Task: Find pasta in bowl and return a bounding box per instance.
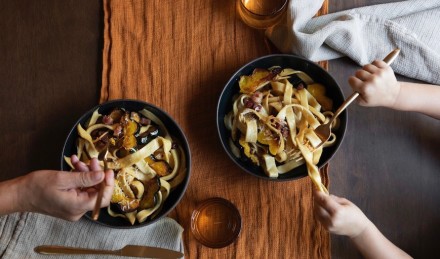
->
[62,99,191,228]
[217,55,346,183]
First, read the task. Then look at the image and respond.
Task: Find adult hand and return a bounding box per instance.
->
[18,155,114,221]
[348,60,400,108]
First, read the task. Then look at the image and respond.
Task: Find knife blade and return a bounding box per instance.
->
[34,245,184,258]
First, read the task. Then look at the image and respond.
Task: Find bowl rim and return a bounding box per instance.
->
[61,98,192,228]
[216,54,347,181]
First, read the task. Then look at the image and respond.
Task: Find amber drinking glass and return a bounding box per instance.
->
[237,0,289,29]
[191,197,241,248]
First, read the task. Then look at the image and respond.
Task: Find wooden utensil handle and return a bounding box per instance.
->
[92,180,106,220]
[383,48,400,65]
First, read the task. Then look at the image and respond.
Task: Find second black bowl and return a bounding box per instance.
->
[217,54,347,181]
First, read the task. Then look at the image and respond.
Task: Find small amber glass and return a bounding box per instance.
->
[237,0,289,29]
[191,197,242,248]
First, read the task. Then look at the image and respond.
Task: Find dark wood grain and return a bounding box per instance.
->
[0,1,439,258]
[0,0,102,180]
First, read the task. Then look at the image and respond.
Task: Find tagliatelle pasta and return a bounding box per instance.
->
[224,66,338,193]
[65,108,187,225]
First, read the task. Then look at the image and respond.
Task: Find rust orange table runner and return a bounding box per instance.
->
[101,0,330,258]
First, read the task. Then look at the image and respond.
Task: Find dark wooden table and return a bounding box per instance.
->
[1,1,439,258]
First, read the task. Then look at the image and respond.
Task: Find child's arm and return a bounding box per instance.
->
[348,60,440,119]
[313,190,412,259]
[392,81,440,119]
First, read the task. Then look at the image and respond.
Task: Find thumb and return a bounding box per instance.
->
[63,171,105,189]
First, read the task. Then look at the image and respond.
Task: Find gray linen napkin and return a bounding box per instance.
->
[266,0,440,84]
[0,212,183,258]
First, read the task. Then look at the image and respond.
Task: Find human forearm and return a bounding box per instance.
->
[351,221,412,259]
[392,82,440,119]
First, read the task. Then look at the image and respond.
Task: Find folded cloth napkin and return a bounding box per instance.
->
[0,212,183,258]
[266,0,440,84]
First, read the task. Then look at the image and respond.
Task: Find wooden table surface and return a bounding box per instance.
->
[1,1,439,258]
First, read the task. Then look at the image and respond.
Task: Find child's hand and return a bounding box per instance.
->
[348,60,400,108]
[313,190,371,238]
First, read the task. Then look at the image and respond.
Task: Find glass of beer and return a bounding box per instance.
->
[237,0,289,29]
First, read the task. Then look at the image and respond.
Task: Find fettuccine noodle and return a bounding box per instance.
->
[65,108,187,225]
[224,66,337,193]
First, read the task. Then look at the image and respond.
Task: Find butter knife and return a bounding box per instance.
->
[34,245,184,258]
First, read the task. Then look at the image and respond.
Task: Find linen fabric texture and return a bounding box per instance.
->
[267,0,440,84]
[0,212,183,258]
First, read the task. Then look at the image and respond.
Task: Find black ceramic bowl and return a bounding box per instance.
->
[62,99,191,228]
[217,54,346,181]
